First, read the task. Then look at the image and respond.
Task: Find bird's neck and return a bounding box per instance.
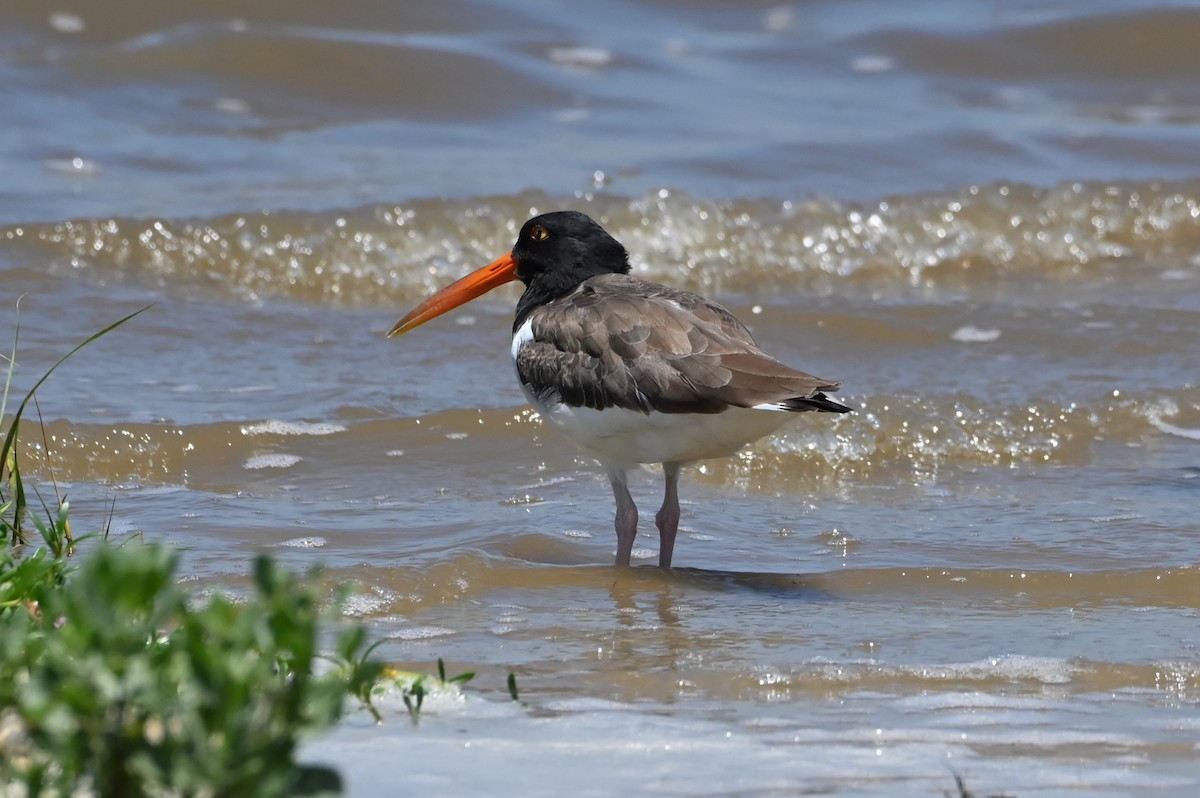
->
[511,247,631,332]
[513,271,584,331]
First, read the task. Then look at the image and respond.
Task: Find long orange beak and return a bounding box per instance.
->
[387,253,519,338]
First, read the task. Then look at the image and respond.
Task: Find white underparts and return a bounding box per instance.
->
[537,401,794,467]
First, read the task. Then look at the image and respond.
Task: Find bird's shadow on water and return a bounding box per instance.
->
[604,565,841,616]
[665,566,840,600]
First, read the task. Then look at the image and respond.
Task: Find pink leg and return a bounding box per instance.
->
[655,462,682,569]
[607,467,638,567]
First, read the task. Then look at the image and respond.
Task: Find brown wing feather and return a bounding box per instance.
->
[514,274,847,415]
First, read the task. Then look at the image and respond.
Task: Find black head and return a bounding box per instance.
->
[511,211,630,326]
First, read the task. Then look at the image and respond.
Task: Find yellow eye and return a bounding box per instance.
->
[530,225,549,241]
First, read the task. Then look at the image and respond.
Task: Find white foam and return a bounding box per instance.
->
[951,325,1001,343]
[48,12,86,33]
[388,626,456,641]
[342,588,398,617]
[277,536,327,548]
[900,654,1076,684]
[241,420,346,436]
[1144,400,1200,440]
[895,691,1057,711]
[1149,417,1200,441]
[243,453,301,470]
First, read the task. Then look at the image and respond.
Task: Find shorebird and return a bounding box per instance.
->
[388,211,850,567]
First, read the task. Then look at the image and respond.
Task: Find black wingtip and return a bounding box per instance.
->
[782,393,853,414]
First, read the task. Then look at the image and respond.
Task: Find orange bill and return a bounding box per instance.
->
[387,253,519,338]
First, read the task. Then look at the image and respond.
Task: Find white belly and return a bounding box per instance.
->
[523,384,793,467]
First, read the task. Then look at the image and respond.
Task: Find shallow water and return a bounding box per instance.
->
[3,0,1199,794]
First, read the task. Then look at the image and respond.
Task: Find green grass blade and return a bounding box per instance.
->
[1,305,149,544]
[507,672,520,702]
[0,297,21,425]
[1,305,151,475]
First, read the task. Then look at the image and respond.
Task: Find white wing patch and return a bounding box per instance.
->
[752,402,790,412]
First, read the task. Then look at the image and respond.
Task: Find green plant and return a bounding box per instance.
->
[401,676,427,723]
[0,544,384,797]
[0,546,66,613]
[395,658,476,724]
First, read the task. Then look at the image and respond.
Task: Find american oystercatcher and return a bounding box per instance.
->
[388,211,851,568]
